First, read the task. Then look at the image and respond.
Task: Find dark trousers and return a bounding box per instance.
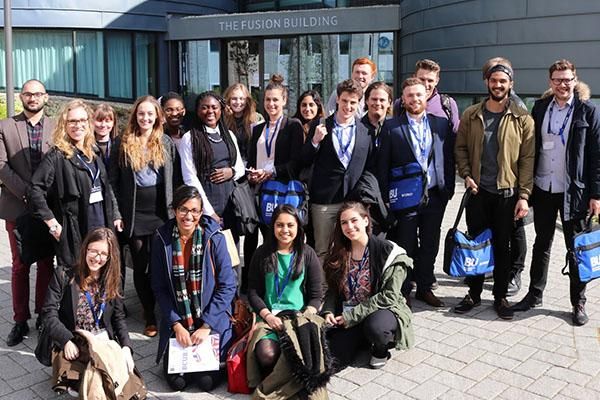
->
[510,219,527,277]
[6,220,54,323]
[129,235,156,325]
[528,186,586,306]
[327,309,398,369]
[390,188,447,294]
[464,189,517,300]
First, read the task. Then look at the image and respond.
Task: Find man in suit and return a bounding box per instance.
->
[303,79,373,258]
[512,59,600,326]
[378,77,455,307]
[0,79,55,346]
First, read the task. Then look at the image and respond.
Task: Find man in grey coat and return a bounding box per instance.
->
[0,79,55,346]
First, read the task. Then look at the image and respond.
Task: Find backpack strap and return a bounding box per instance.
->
[439,93,454,131]
[452,189,472,230]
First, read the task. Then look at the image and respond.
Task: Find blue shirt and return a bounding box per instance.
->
[332,117,356,169]
[407,113,437,189]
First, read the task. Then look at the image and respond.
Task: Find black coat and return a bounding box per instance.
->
[376,112,456,204]
[109,135,180,238]
[247,116,304,182]
[28,148,120,268]
[531,93,600,221]
[41,266,131,349]
[302,115,373,204]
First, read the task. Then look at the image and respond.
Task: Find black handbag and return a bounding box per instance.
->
[13,212,55,266]
[35,324,53,367]
[231,178,259,235]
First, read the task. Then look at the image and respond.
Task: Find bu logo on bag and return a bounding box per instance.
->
[388,162,426,213]
[259,180,306,225]
[571,223,600,283]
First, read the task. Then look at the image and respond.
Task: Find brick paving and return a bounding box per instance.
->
[0,184,598,399]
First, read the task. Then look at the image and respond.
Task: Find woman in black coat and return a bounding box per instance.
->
[242,74,304,292]
[29,99,122,269]
[41,227,133,396]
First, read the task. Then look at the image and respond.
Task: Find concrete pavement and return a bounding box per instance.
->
[0,185,598,399]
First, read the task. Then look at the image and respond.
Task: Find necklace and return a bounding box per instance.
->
[206,131,223,143]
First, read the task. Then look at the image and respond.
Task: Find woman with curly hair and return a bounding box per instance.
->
[223,83,262,164]
[322,201,413,370]
[29,99,122,269]
[109,95,180,337]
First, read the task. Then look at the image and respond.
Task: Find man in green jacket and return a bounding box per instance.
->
[453,59,535,320]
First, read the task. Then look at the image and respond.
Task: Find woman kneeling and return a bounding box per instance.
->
[323,201,414,370]
[150,185,237,391]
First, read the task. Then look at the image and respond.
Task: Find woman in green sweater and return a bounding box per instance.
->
[323,201,414,370]
[247,204,322,380]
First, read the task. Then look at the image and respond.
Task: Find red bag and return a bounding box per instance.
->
[226,314,255,394]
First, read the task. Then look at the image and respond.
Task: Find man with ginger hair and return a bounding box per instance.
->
[325,57,377,118]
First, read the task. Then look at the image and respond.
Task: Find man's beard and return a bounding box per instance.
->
[22,102,45,113]
[488,87,511,103]
[405,102,426,115]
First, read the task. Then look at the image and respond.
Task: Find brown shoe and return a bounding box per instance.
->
[416,290,445,307]
[143,324,158,337]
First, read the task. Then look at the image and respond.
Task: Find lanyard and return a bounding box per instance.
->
[76,154,100,185]
[547,101,574,146]
[265,116,282,158]
[347,247,369,301]
[374,121,383,149]
[84,290,106,329]
[334,120,355,160]
[100,138,111,166]
[408,115,430,160]
[274,252,295,301]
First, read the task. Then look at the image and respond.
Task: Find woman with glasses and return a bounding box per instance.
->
[29,99,123,269]
[109,95,180,337]
[151,185,236,392]
[41,227,134,397]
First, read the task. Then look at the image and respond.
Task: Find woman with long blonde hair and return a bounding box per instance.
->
[223,83,261,164]
[29,99,123,268]
[110,95,181,337]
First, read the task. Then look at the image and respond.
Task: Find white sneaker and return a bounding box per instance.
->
[369,354,389,369]
[67,387,79,398]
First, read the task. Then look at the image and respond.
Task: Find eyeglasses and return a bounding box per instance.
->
[21,92,47,99]
[67,119,89,126]
[551,77,576,85]
[87,248,109,260]
[176,206,202,217]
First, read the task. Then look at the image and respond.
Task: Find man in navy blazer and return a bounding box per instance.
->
[303,79,373,258]
[378,77,455,308]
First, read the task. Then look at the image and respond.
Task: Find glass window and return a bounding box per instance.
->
[0,30,74,92]
[135,33,157,97]
[75,31,104,97]
[106,32,132,99]
[184,40,221,95]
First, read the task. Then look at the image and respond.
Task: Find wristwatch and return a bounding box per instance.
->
[49,225,59,234]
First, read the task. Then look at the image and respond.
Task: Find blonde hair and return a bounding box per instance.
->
[223,83,258,142]
[119,96,165,171]
[52,99,95,160]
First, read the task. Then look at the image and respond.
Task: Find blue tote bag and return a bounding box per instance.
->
[443,190,495,277]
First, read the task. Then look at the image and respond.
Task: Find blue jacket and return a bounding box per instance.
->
[377,112,456,205]
[150,216,236,363]
[531,83,600,221]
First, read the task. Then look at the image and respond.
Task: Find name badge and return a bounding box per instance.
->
[263,160,275,173]
[342,301,357,313]
[89,186,104,204]
[543,141,555,150]
[94,329,109,341]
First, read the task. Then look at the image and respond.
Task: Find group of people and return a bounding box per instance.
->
[0,51,597,397]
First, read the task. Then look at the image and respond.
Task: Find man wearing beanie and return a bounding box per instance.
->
[453,59,535,320]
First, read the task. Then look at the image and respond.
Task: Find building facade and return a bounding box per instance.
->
[1,0,599,107]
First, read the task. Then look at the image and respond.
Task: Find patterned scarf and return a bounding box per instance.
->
[171,224,203,331]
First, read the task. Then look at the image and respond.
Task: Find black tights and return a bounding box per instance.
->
[255,339,281,375]
[129,235,156,325]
